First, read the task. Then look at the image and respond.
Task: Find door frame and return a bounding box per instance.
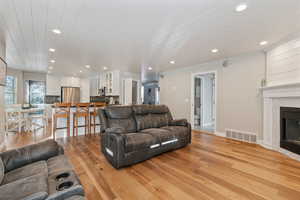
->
[122,78,141,105]
[190,70,217,132]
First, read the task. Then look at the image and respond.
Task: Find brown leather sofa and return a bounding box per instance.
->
[99,104,191,169]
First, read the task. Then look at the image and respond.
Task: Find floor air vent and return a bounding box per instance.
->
[225,129,256,143]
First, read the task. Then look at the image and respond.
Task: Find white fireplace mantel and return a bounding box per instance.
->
[262,83,300,161]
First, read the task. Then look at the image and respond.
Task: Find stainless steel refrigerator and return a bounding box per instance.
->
[61,87,80,103]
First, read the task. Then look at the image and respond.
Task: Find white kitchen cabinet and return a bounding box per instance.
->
[61,77,81,87]
[89,77,99,96]
[46,75,61,95]
[99,70,120,96]
[47,75,81,96]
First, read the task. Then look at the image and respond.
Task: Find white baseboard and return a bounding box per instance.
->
[210,133,300,162]
[214,131,225,137]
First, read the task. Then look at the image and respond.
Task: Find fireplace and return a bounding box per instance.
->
[280,107,300,154]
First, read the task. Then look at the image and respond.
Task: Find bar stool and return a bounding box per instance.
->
[89,102,106,135]
[52,103,71,140]
[73,103,90,136]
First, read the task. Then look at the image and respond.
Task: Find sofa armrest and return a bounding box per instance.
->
[169,119,188,126]
[0,140,64,173]
[102,132,125,168]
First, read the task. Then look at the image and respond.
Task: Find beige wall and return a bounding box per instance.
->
[160,52,265,138]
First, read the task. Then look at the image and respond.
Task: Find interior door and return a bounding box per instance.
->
[194,77,202,127]
[132,80,138,105]
[123,79,132,105]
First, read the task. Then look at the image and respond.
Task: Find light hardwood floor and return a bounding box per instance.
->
[3,129,300,200]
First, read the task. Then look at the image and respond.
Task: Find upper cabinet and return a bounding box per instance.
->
[61,77,81,87]
[46,75,61,96]
[100,70,120,96]
[46,75,81,96]
[89,77,99,96]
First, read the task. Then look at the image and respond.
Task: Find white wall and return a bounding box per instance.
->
[0,39,5,149]
[160,52,265,138]
[267,37,300,86]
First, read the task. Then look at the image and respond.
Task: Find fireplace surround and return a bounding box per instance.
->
[262,82,300,161]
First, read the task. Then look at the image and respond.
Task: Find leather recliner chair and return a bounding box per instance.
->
[0,140,85,200]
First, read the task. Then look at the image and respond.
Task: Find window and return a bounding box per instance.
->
[24,80,45,105]
[5,76,17,104]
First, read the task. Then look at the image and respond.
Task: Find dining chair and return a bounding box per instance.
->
[73,103,90,136]
[52,103,71,140]
[5,104,26,134]
[89,102,106,135]
[29,105,50,134]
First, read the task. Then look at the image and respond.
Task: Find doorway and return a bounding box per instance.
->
[191,72,216,133]
[123,79,140,105]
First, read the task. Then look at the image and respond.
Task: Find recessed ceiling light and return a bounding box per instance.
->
[80,70,83,73]
[211,49,219,53]
[85,65,90,69]
[103,66,108,70]
[52,29,61,34]
[170,61,175,64]
[260,41,268,46]
[50,60,55,63]
[148,67,153,70]
[235,3,248,12]
[49,48,55,52]
[48,66,53,70]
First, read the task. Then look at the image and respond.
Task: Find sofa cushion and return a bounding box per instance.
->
[105,106,133,119]
[148,105,170,114]
[47,155,73,177]
[104,106,137,133]
[2,160,48,185]
[0,157,3,185]
[132,105,152,115]
[124,133,159,153]
[134,114,153,131]
[133,105,170,114]
[0,174,48,200]
[161,126,189,139]
[141,128,177,143]
[150,114,170,128]
[0,139,61,173]
[108,118,137,133]
[133,105,171,131]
